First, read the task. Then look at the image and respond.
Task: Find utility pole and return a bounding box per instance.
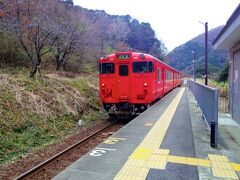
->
[199,21,208,85]
[192,51,196,81]
[205,22,208,85]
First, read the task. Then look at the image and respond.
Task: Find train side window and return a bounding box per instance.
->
[119,65,128,76]
[149,62,153,72]
[166,71,173,81]
[157,69,161,82]
[133,61,153,73]
[100,63,115,74]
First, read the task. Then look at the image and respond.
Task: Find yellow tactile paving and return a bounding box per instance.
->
[148,154,168,161]
[212,168,239,179]
[114,175,146,180]
[211,161,234,170]
[117,166,148,175]
[124,159,146,167]
[168,155,187,165]
[148,154,212,168]
[152,149,169,155]
[198,159,211,167]
[232,163,240,171]
[145,160,167,169]
[186,157,199,166]
[208,154,240,179]
[208,154,230,162]
[130,147,152,160]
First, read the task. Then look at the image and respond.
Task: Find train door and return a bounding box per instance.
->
[117,64,130,100]
[157,67,164,97]
[173,73,176,87]
[162,68,166,94]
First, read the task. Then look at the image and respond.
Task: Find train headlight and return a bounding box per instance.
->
[140,54,145,59]
[103,56,108,60]
[143,82,148,87]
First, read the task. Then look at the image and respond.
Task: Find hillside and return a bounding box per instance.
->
[0,0,166,76]
[73,6,166,59]
[166,26,228,78]
[0,71,107,164]
[0,0,166,165]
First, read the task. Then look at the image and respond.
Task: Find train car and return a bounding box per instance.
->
[99,52,181,117]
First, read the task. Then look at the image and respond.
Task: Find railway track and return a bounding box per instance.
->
[14,120,123,180]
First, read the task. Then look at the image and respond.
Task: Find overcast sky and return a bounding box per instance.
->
[73,0,239,51]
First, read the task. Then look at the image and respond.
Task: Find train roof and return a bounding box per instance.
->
[100,52,181,74]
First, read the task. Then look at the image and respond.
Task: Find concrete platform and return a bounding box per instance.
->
[54,87,240,180]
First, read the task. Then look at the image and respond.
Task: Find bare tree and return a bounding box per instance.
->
[50,6,87,71]
[1,0,59,77]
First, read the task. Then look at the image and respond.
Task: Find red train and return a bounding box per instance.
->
[99,52,181,117]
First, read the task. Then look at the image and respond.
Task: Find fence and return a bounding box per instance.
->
[188,80,219,147]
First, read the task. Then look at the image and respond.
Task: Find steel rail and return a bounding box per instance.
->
[14,120,118,180]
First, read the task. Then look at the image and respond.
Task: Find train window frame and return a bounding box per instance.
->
[100,63,115,74]
[132,61,153,73]
[166,71,173,81]
[119,65,129,76]
[157,68,161,83]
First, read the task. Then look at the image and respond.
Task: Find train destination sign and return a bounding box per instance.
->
[117,54,130,60]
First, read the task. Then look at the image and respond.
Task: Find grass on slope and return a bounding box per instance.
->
[0,72,107,164]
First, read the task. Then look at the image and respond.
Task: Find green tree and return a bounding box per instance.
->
[217,64,229,82]
[126,19,165,58]
[60,0,74,6]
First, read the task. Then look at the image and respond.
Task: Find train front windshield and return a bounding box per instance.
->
[99,63,115,74]
[133,61,153,73]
